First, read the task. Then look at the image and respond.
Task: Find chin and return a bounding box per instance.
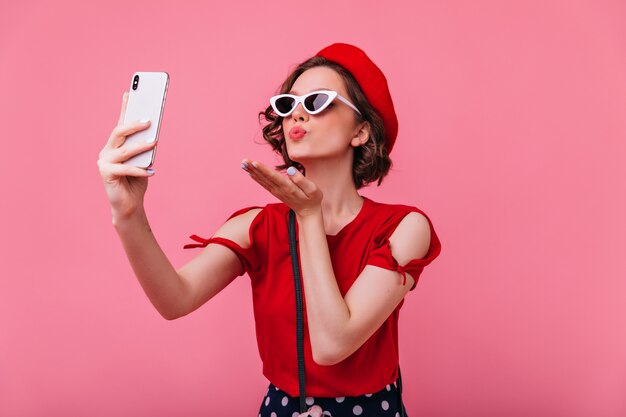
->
[285,147,308,163]
[286,143,345,163]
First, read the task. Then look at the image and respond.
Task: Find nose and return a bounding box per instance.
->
[290,102,309,122]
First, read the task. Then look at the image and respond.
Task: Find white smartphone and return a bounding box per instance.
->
[122,71,169,168]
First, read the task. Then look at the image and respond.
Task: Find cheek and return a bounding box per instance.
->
[322,125,355,145]
[319,128,349,144]
[317,114,356,140]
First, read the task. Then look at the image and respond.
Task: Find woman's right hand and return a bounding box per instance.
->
[97,92,158,218]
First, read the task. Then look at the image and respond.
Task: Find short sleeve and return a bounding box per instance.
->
[183,206,265,277]
[366,208,442,291]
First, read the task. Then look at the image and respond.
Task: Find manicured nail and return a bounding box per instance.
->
[287,166,297,176]
[146,137,156,144]
[241,162,249,172]
[146,168,155,175]
[251,161,258,168]
[140,119,150,124]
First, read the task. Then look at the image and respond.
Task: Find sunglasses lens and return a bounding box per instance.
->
[304,92,331,113]
[274,97,296,115]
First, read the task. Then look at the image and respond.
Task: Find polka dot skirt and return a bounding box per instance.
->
[258,381,406,417]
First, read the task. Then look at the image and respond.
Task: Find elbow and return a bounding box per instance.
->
[312,344,348,366]
[163,314,178,321]
[161,310,179,321]
[313,354,341,367]
[159,306,187,321]
[157,296,191,321]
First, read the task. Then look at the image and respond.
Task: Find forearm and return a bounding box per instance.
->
[112,208,187,320]
[297,210,351,363]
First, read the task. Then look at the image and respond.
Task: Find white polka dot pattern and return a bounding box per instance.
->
[260,382,404,416]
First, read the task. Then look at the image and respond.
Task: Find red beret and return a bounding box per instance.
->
[315,43,399,153]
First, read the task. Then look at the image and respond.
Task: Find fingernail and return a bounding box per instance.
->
[287,166,296,176]
[241,162,249,172]
[146,138,156,144]
[251,161,258,168]
[146,168,155,175]
[140,119,150,124]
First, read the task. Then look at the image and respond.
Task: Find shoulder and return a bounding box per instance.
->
[212,205,266,249]
[229,206,264,226]
[216,201,296,248]
[388,211,431,265]
[366,198,433,264]
[366,198,432,230]
[365,197,424,218]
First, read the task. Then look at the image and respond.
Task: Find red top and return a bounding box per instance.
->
[184,196,442,397]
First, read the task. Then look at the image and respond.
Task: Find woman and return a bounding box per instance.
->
[98,43,441,417]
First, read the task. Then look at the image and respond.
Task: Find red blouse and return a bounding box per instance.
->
[184,196,441,397]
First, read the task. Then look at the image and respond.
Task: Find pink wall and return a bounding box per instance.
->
[1,1,625,416]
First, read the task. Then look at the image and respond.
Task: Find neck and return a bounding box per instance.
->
[299,154,364,223]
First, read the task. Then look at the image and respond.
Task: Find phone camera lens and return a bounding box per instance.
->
[132,75,140,90]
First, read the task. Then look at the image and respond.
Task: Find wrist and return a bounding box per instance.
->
[295,206,323,223]
[112,206,148,230]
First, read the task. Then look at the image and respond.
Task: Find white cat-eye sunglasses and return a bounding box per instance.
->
[270,90,361,117]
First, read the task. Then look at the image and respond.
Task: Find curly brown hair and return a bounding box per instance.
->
[257,56,392,189]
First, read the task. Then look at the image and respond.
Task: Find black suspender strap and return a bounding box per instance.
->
[288,209,307,413]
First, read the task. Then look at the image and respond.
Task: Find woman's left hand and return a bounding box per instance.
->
[242,159,323,218]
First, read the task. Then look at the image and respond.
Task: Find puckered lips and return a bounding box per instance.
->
[288,126,306,140]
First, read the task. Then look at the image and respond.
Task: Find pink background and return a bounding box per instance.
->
[1,1,625,416]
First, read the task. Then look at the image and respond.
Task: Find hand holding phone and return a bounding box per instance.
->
[97,72,169,219]
[122,71,169,168]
